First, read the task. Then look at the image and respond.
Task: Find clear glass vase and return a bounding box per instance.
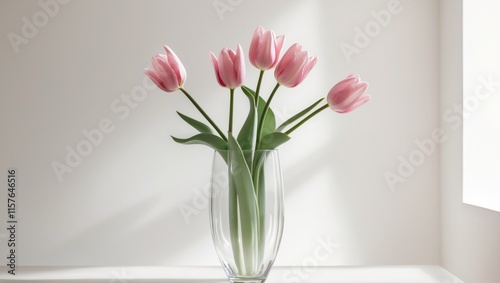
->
[210,149,284,283]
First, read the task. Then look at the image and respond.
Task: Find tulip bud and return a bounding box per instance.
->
[249,26,285,70]
[145,46,187,92]
[327,74,371,113]
[274,43,317,88]
[209,44,245,89]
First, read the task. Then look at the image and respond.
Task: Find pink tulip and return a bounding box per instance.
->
[145,46,186,92]
[327,74,371,113]
[274,44,317,88]
[249,26,285,70]
[210,44,245,89]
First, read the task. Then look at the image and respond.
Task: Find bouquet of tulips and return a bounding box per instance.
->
[145,26,370,152]
[145,26,370,278]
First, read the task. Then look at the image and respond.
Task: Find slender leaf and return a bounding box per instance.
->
[276,98,324,132]
[259,132,291,150]
[241,85,256,100]
[171,133,227,151]
[176,111,213,134]
[227,133,259,273]
[237,86,258,150]
[241,85,277,138]
[257,96,276,137]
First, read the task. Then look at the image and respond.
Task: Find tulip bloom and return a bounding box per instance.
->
[274,44,316,88]
[327,74,371,113]
[210,44,245,89]
[249,26,285,70]
[145,46,186,92]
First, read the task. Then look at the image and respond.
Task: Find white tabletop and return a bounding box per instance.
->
[0,265,463,282]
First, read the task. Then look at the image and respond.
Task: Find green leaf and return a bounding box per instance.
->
[227,133,259,272]
[257,96,276,137]
[241,85,256,100]
[176,111,213,134]
[237,86,258,150]
[276,98,324,132]
[239,85,277,149]
[259,132,291,150]
[171,133,227,151]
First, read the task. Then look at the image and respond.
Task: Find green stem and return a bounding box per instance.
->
[229,176,243,273]
[179,88,227,142]
[229,88,234,133]
[256,83,280,149]
[285,104,329,135]
[252,152,266,265]
[255,70,265,105]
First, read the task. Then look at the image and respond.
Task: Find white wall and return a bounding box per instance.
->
[440,0,500,282]
[0,0,441,266]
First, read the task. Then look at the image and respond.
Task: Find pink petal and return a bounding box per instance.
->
[145,69,168,92]
[276,35,285,53]
[210,52,226,87]
[335,94,371,113]
[272,34,286,68]
[164,45,187,86]
[296,54,317,85]
[219,49,236,87]
[151,56,179,91]
[234,44,245,87]
[249,27,264,66]
[333,83,368,108]
[256,31,276,69]
[151,55,168,73]
[328,75,359,97]
[278,50,308,87]
[275,44,301,82]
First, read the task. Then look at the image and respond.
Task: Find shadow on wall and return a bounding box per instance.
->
[50,139,353,265]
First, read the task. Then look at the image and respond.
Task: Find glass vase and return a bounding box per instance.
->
[210,149,284,283]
